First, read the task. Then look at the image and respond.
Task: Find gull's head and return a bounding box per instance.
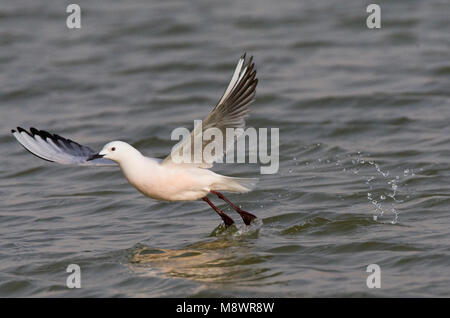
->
[87,141,140,164]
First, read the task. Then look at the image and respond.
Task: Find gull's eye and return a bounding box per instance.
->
[111,147,116,152]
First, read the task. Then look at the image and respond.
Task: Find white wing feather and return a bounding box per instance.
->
[162,53,258,168]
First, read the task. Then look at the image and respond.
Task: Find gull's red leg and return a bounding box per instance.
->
[210,190,256,225]
[202,196,234,227]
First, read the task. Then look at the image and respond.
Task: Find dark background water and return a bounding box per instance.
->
[0,0,449,297]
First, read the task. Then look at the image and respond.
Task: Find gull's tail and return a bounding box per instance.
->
[213,176,259,193]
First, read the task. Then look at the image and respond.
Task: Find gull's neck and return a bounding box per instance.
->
[118,151,161,174]
[117,151,160,187]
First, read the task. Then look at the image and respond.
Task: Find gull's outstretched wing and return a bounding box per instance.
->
[11,127,116,166]
[162,53,258,168]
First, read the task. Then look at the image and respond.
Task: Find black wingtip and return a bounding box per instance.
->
[30,127,39,136]
[247,55,253,64]
[11,129,16,133]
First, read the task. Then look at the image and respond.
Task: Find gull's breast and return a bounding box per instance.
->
[123,163,212,201]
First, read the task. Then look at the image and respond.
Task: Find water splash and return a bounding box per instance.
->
[349,152,411,224]
[288,144,414,224]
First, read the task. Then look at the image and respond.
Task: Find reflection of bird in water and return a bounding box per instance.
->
[130,239,238,282]
[129,225,268,283]
[11,54,259,228]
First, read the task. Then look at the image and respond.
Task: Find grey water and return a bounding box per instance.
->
[0,0,449,297]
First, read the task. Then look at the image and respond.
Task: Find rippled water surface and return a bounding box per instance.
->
[1,0,449,297]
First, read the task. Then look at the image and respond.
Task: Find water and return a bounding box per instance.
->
[1,0,449,297]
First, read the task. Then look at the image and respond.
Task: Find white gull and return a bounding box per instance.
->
[12,54,259,227]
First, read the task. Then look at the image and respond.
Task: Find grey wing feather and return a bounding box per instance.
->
[11,127,116,166]
[163,53,258,167]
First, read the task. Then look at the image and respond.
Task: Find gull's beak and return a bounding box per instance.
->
[86,153,105,161]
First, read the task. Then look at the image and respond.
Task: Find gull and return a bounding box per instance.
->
[11,54,259,227]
